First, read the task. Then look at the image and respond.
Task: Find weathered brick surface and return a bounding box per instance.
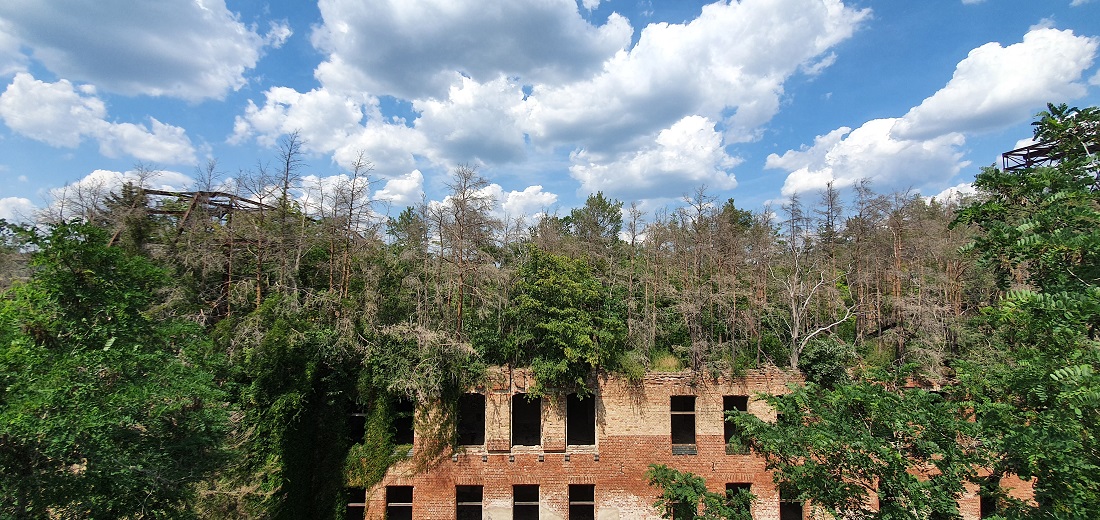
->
[358,367,1030,519]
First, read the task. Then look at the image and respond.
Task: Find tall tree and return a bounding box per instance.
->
[430,165,501,334]
[954,104,1100,517]
[0,222,228,519]
[772,194,853,368]
[499,245,625,395]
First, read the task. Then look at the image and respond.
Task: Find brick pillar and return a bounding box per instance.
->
[543,394,567,452]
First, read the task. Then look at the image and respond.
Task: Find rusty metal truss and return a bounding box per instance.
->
[1001,142,1060,172]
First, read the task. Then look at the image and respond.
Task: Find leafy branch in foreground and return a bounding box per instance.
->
[646,464,754,520]
[729,371,979,520]
[0,222,228,519]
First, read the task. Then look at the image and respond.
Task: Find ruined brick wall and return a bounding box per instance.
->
[356,367,1017,520]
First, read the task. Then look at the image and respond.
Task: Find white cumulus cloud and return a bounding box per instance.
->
[0,73,196,164]
[525,0,870,149]
[232,86,370,149]
[772,26,1098,199]
[502,185,558,218]
[414,75,530,165]
[929,182,977,203]
[0,196,36,223]
[770,118,968,196]
[231,85,429,180]
[310,0,632,99]
[374,170,425,210]
[569,115,740,200]
[891,27,1098,140]
[0,21,27,76]
[0,0,289,101]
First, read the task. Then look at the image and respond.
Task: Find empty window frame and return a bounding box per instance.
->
[345,487,366,520]
[512,393,542,447]
[569,484,595,520]
[779,487,804,520]
[457,393,485,445]
[514,484,539,520]
[386,486,413,520]
[348,399,368,445]
[979,476,1000,519]
[392,398,414,446]
[725,483,752,516]
[723,395,749,454]
[670,395,696,454]
[566,393,596,446]
[456,485,483,520]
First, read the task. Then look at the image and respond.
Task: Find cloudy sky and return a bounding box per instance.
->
[1,0,1098,223]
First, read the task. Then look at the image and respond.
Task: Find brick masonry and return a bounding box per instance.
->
[358,367,1031,519]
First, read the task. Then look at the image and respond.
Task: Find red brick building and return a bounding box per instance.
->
[349,367,1019,519]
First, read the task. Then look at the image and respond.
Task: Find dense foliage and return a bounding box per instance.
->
[0,223,227,519]
[646,464,753,520]
[724,104,1100,520]
[1,105,1096,517]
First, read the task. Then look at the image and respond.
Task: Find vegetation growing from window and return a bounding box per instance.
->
[646,464,754,520]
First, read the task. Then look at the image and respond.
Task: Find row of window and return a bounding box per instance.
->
[352,481,783,518]
[460,393,751,451]
[351,393,753,454]
[457,392,596,447]
[347,483,802,520]
[345,484,596,520]
[670,395,749,455]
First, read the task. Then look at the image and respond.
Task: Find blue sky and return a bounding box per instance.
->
[1,0,1098,224]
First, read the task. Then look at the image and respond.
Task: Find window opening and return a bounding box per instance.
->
[386,486,413,520]
[980,476,1000,519]
[779,487,804,520]
[723,395,748,454]
[567,393,596,446]
[725,483,752,516]
[514,484,539,520]
[512,393,542,447]
[569,484,595,520]
[392,398,414,446]
[348,403,367,444]
[456,485,483,520]
[671,395,696,454]
[457,393,485,445]
[345,487,366,520]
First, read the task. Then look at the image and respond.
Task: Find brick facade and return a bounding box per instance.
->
[355,367,1028,519]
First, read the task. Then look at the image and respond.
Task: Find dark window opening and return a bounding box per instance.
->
[567,393,596,446]
[512,393,542,446]
[456,485,482,520]
[457,393,485,445]
[514,484,539,520]
[392,398,414,446]
[671,395,696,451]
[980,476,1000,519]
[386,486,413,520]
[779,487,803,520]
[569,484,595,520]
[725,483,752,515]
[724,395,748,454]
[345,487,366,520]
[348,412,367,444]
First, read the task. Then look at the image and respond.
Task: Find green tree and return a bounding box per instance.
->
[206,295,360,519]
[730,372,979,520]
[497,245,626,395]
[0,222,228,519]
[646,464,754,520]
[954,103,1100,518]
